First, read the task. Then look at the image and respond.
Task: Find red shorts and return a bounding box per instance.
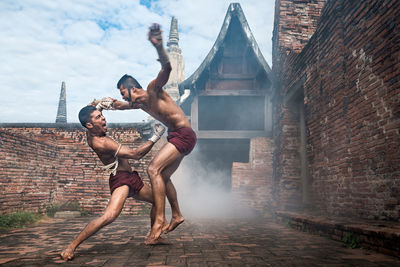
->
[167,127,197,155]
[109,171,144,197]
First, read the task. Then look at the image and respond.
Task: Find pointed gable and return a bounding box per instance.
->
[179,3,277,110]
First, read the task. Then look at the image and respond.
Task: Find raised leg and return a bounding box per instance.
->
[145,142,182,244]
[60,186,129,261]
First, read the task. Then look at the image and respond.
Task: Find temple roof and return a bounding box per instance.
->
[179,3,277,97]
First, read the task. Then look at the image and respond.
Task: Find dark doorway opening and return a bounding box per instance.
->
[195,139,250,191]
[198,96,265,131]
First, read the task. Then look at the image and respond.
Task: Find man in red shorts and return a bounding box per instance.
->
[111,23,197,244]
[60,105,170,260]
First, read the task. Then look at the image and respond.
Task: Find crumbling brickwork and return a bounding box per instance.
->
[232,137,274,211]
[272,0,327,76]
[273,0,400,220]
[0,125,157,215]
[272,0,327,210]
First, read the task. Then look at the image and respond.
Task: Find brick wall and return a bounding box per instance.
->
[232,137,274,211]
[272,0,327,75]
[272,0,327,210]
[0,124,157,215]
[273,0,400,220]
[0,130,58,213]
[273,106,303,210]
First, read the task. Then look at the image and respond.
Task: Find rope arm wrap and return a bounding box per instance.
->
[102,143,122,176]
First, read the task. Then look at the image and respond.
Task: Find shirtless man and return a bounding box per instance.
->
[60,105,168,261]
[111,23,197,244]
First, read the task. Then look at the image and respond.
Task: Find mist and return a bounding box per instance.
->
[168,146,256,219]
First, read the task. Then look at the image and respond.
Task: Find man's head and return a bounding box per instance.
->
[78,106,107,133]
[79,106,96,128]
[117,74,142,102]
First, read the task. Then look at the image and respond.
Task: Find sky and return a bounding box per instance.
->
[0,0,275,123]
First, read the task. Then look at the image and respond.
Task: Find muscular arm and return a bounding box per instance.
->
[92,137,154,161]
[112,100,141,110]
[117,140,154,160]
[154,61,172,91]
[148,23,172,95]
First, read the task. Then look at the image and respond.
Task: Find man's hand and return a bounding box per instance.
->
[90,97,115,111]
[148,23,170,67]
[149,123,166,143]
[148,23,163,48]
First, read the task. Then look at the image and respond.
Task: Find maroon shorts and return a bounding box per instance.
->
[109,171,144,197]
[167,127,197,155]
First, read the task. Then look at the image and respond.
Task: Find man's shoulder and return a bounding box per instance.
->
[146,79,157,90]
[147,82,170,100]
[91,136,113,149]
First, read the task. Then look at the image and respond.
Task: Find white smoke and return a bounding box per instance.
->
[168,147,256,219]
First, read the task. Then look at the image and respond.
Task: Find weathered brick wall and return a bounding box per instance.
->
[272,0,327,210]
[273,106,303,210]
[0,124,157,215]
[274,0,400,220]
[0,129,58,213]
[272,0,327,75]
[232,137,274,211]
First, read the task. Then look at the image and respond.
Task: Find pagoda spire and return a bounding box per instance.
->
[164,17,185,103]
[167,16,179,49]
[55,81,67,123]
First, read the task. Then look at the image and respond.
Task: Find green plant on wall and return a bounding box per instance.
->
[342,232,361,249]
[46,203,60,217]
[0,212,41,228]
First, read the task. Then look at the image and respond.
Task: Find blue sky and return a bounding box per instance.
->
[0,0,275,123]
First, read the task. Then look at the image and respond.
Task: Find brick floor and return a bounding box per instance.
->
[276,211,400,258]
[0,215,399,266]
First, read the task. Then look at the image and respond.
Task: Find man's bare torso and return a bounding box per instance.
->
[135,81,191,131]
[87,134,132,172]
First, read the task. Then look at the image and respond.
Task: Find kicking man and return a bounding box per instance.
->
[111,23,196,244]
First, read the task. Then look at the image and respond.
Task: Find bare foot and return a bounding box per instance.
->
[147,219,168,239]
[60,247,74,261]
[145,220,167,244]
[165,216,184,233]
[161,220,170,233]
[145,236,171,245]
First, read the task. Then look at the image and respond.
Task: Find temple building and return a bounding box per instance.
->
[179,3,277,190]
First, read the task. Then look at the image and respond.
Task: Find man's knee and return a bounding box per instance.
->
[147,164,161,179]
[102,210,119,224]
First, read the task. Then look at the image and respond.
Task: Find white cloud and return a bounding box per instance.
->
[62,21,104,44]
[0,0,275,123]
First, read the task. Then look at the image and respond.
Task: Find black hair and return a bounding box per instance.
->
[117,74,142,90]
[78,105,97,128]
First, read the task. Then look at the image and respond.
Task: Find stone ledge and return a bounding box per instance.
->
[276,210,400,258]
[54,211,81,219]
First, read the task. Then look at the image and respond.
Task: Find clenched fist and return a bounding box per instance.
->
[149,123,166,143]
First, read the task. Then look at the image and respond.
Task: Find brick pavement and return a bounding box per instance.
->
[0,215,399,266]
[276,211,400,258]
